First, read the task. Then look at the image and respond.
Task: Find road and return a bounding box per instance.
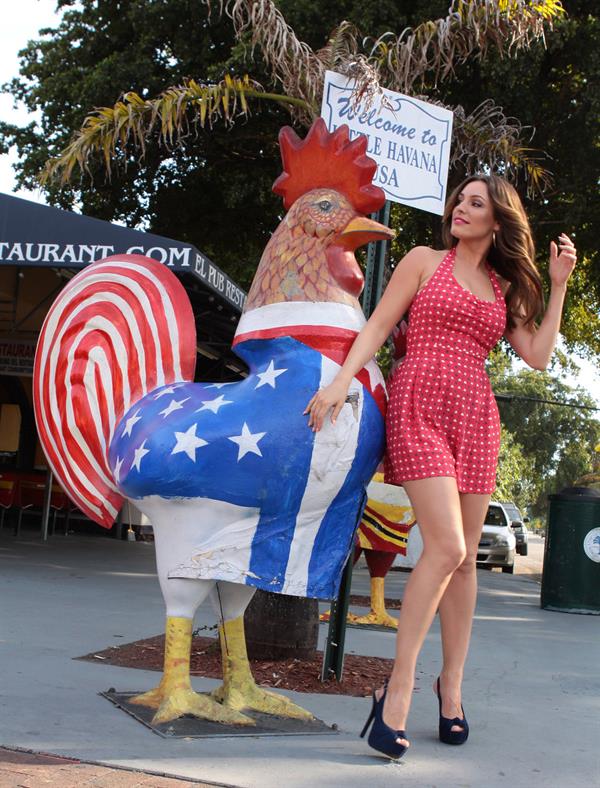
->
[513,533,544,580]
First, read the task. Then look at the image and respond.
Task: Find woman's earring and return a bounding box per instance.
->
[492,231,497,247]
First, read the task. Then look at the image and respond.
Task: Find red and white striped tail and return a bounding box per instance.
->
[33,254,196,528]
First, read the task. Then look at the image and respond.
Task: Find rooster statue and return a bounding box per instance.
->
[319,470,415,629]
[350,471,415,627]
[33,118,394,726]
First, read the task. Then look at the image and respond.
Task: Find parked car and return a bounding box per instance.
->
[477,502,516,573]
[501,501,529,556]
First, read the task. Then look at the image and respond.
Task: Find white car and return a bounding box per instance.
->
[501,500,529,556]
[477,502,517,573]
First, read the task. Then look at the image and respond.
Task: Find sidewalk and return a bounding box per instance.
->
[1,530,598,788]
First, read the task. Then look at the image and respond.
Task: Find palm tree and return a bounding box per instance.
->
[42,0,564,195]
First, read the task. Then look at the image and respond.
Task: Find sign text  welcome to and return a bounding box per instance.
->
[321,71,453,215]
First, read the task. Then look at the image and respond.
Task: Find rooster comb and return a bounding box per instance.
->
[272,118,385,214]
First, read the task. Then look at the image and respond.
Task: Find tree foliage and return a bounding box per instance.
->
[487,348,600,514]
[495,426,537,510]
[1,0,598,357]
[1,0,291,284]
[465,1,600,358]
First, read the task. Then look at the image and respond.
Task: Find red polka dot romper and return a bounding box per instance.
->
[384,247,507,494]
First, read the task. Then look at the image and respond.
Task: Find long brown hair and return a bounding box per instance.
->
[442,174,543,330]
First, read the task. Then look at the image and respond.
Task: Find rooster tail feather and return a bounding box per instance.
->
[33,254,196,528]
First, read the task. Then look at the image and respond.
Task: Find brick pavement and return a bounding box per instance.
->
[0,748,231,788]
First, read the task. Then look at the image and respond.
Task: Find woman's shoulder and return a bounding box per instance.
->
[394,247,450,292]
[401,246,449,268]
[405,245,448,260]
[405,246,450,278]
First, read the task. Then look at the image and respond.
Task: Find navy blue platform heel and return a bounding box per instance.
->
[436,677,469,745]
[360,685,409,760]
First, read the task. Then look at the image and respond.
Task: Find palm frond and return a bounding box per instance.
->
[41,76,310,184]
[212,0,325,123]
[450,99,553,195]
[45,0,563,194]
[315,22,393,114]
[366,0,565,94]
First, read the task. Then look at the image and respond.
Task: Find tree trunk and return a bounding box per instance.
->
[243,589,319,660]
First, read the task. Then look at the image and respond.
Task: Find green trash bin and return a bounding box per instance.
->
[541,486,600,615]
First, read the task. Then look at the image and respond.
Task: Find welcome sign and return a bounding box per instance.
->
[321,71,453,215]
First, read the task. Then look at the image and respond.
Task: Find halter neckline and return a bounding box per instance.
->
[447,247,501,306]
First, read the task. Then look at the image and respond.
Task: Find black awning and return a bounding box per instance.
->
[0,192,246,313]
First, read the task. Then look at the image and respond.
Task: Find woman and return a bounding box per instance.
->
[304,174,577,759]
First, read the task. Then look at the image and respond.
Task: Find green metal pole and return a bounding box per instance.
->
[320,549,354,682]
[320,200,392,683]
[361,201,391,318]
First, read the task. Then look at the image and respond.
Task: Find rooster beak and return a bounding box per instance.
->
[336,216,395,251]
[326,216,395,299]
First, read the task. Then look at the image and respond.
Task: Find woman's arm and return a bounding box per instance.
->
[505,233,577,370]
[305,245,430,430]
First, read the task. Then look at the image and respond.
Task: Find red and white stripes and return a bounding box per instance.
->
[33,254,196,528]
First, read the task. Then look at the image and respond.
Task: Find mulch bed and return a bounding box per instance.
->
[79,631,396,698]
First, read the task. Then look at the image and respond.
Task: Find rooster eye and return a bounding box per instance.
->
[317,200,332,212]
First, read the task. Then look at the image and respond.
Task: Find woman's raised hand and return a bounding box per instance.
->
[304,377,350,432]
[549,233,577,288]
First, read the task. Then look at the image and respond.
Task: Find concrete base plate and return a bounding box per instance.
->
[100,691,338,738]
[346,622,396,632]
[319,620,396,633]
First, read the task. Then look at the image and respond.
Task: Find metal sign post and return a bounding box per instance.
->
[321,201,392,682]
[362,201,392,318]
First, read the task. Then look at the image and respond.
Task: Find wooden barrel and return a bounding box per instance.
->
[243,590,319,660]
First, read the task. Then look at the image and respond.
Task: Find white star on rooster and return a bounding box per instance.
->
[121,409,142,437]
[159,397,190,418]
[228,423,266,461]
[196,394,234,414]
[206,382,235,389]
[113,456,124,483]
[255,360,287,389]
[131,440,150,472]
[153,386,176,399]
[171,424,208,461]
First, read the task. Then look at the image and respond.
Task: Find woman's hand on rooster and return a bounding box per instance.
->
[304,378,350,432]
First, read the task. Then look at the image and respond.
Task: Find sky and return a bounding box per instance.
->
[1,1,599,406]
[0,0,58,204]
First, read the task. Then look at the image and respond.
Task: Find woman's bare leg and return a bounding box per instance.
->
[436,493,490,730]
[379,477,467,744]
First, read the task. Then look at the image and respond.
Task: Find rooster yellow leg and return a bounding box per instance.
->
[352,577,398,628]
[212,615,314,720]
[130,616,253,725]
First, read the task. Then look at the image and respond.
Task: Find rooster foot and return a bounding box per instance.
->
[320,609,362,624]
[212,679,314,720]
[131,686,254,726]
[351,610,398,628]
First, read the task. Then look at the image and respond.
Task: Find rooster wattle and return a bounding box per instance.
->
[33,118,394,725]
